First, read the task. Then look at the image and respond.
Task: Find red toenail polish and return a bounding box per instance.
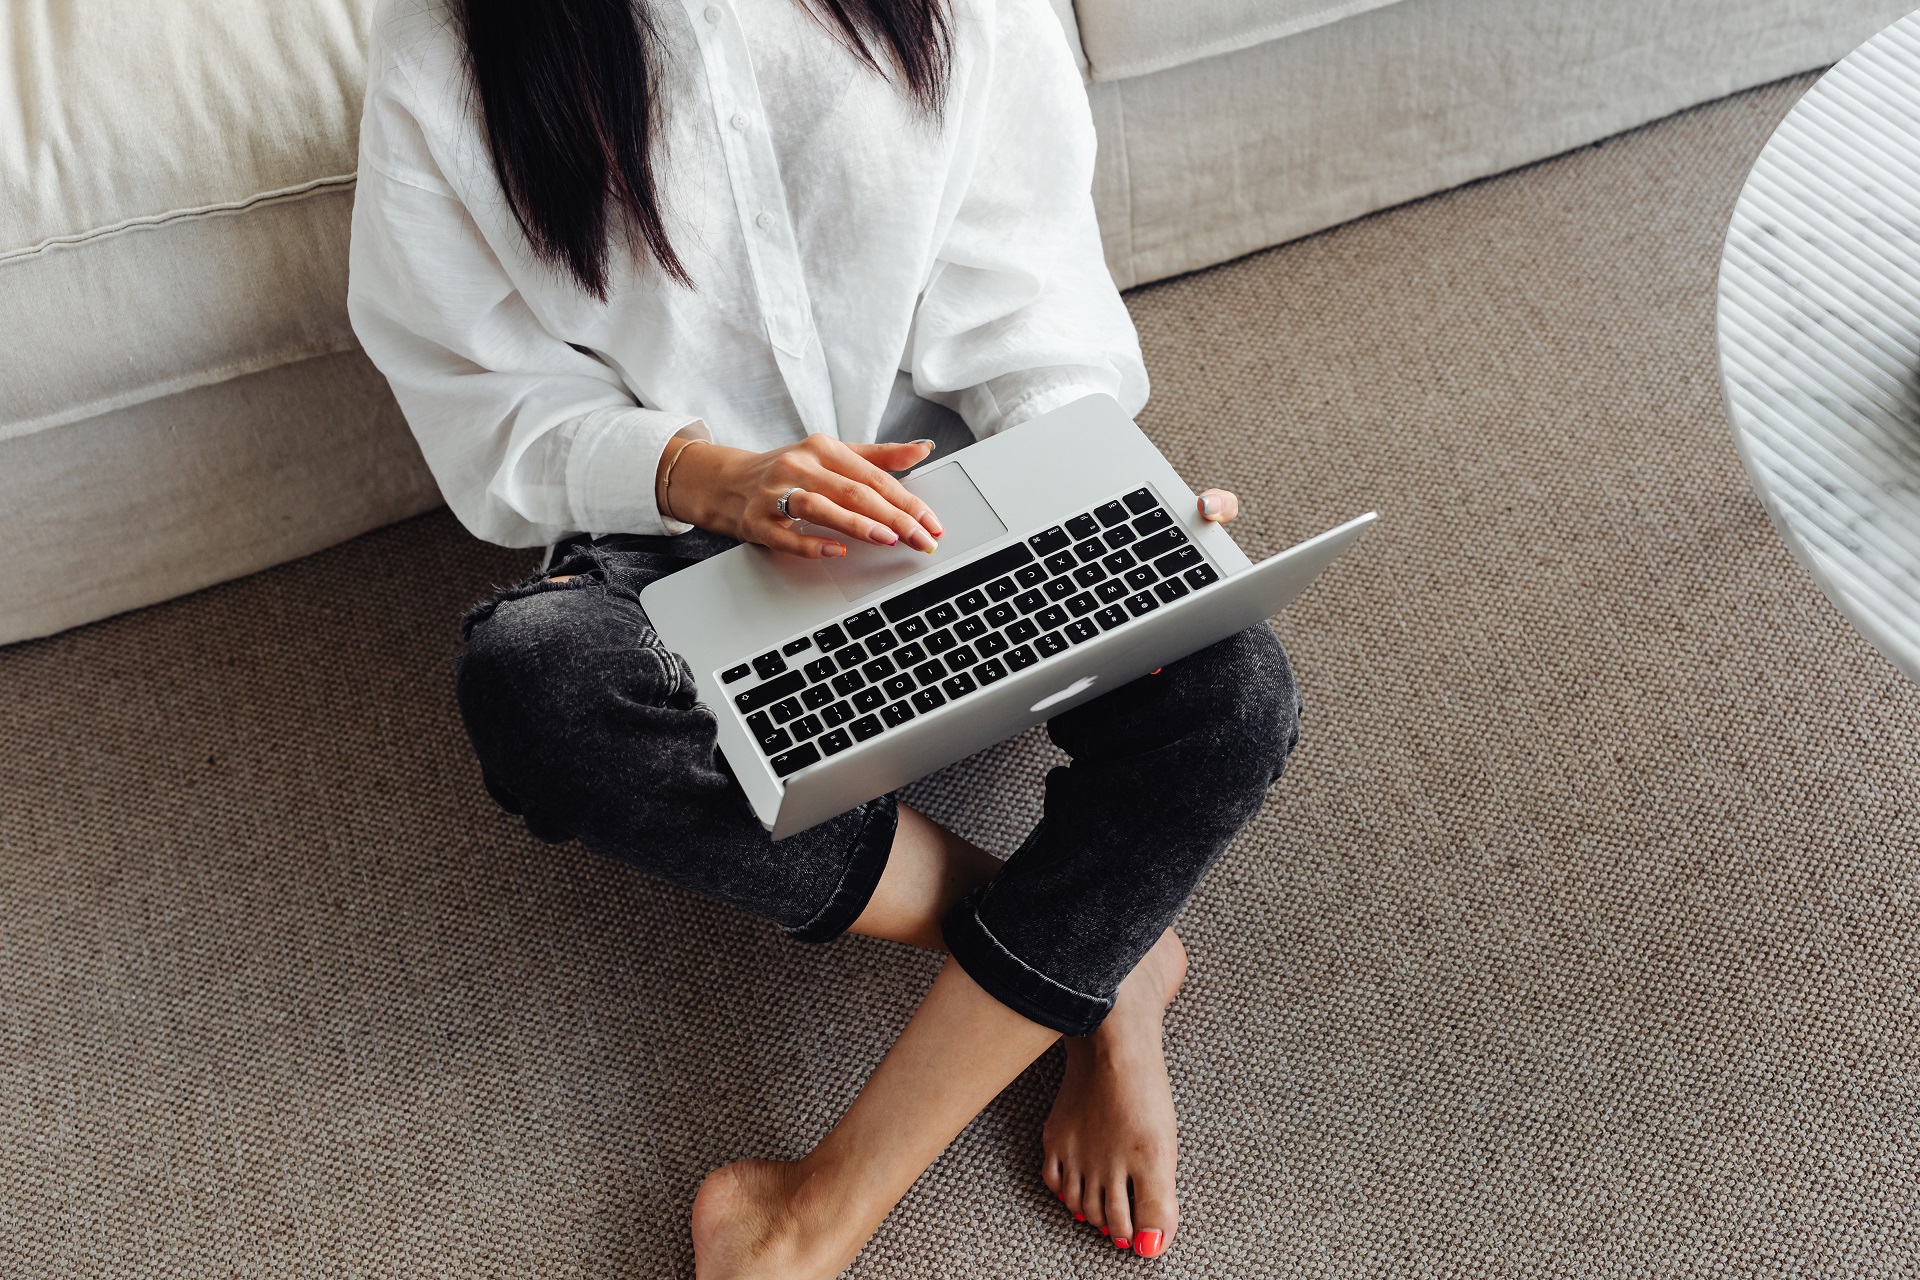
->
[1100,1226,1110,1236]
[1116,1237,1131,1250]
[1056,1193,1064,1201]
[1073,1212,1085,1222]
[1134,1229,1164,1257]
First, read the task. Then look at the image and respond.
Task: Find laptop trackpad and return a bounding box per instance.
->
[808,460,1007,604]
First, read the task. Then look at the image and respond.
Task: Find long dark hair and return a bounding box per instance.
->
[458,0,951,297]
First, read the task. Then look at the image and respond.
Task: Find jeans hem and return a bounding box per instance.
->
[942,884,1114,1036]
[782,795,900,944]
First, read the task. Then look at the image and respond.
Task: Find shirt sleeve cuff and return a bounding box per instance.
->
[563,407,712,536]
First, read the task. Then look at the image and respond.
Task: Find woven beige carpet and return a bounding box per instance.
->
[7,74,1920,1278]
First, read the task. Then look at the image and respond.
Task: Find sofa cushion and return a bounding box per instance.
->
[1071,0,1406,81]
[1,0,372,444]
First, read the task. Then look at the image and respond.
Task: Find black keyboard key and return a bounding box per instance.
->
[760,727,793,755]
[957,589,989,615]
[853,687,885,712]
[1185,564,1219,589]
[804,657,837,683]
[752,651,787,680]
[1125,591,1158,617]
[1073,563,1107,588]
[987,576,1020,601]
[835,643,869,670]
[722,663,751,684]
[750,719,789,752]
[1155,545,1202,577]
[1044,551,1077,576]
[1094,500,1129,528]
[912,659,947,685]
[862,656,897,680]
[955,616,987,640]
[882,542,1036,623]
[883,674,916,701]
[1029,526,1071,555]
[1103,524,1137,549]
[1102,549,1137,574]
[926,602,958,628]
[782,637,813,656]
[1014,589,1047,614]
[1124,565,1157,591]
[802,684,835,710]
[984,603,1016,628]
[1096,579,1129,604]
[813,623,848,651]
[898,617,929,640]
[1068,618,1102,643]
[845,609,885,638]
[831,670,866,696]
[942,671,978,700]
[911,687,947,713]
[1035,631,1069,657]
[771,697,803,723]
[823,700,856,726]
[1005,644,1038,670]
[1066,514,1100,540]
[1015,564,1047,588]
[1066,592,1098,617]
[850,714,884,741]
[1132,508,1173,536]
[1073,538,1106,564]
[882,700,916,727]
[976,657,1008,685]
[1154,577,1190,603]
[735,669,806,713]
[976,632,1009,657]
[1094,605,1128,631]
[894,641,927,666]
[865,629,899,654]
[791,713,824,740]
[820,728,854,755]
[1123,488,1157,514]
[1007,618,1039,642]
[1044,577,1076,601]
[772,742,820,776]
[747,709,775,737]
[946,645,978,669]
[1037,605,1069,630]
[925,629,956,654]
[1134,527,1188,562]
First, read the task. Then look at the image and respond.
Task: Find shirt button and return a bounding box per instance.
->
[730,112,749,131]
[703,5,720,22]
[755,211,774,231]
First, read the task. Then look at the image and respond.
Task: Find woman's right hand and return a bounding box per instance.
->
[660,434,946,559]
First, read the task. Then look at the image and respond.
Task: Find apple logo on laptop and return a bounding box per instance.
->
[1030,675,1098,713]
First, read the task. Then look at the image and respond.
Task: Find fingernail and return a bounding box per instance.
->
[868,528,899,546]
[1073,1212,1085,1222]
[911,438,936,449]
[1134,1229,1164,1257]
[908,529,937,553]
[925,517,945,537]
[1200,496,1219,517]
[826,544,846,558]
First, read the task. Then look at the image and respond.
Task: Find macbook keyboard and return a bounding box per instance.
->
[718,487,1221,780]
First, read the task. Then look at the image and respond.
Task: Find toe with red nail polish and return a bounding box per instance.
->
[1134,1229,1164,1258]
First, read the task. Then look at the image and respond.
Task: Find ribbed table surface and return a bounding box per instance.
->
[1718,11,1920,681]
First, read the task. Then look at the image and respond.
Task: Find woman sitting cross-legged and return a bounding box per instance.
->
[347,0,1303,1272]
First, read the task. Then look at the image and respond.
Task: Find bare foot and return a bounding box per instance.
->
[1041,928,1188,1259]
[690,1157,870,1279]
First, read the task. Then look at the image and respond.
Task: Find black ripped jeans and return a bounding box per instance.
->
[456,530,1302,1036]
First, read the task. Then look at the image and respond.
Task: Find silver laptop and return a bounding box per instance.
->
[641,394,1374,839]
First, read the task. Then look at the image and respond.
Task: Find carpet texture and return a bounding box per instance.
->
[6,74,1919,1278]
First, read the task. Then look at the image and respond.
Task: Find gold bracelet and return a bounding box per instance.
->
[659,436,708,525]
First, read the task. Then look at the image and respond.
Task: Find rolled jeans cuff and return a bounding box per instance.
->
[782,795,900,944]
[941,884,1115,1036]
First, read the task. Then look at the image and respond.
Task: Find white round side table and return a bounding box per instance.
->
[1718,10,1920,681]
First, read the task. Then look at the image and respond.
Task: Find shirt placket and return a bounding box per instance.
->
[682,0,839,437]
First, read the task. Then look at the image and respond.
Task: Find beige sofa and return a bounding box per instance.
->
[1,0,1907,645]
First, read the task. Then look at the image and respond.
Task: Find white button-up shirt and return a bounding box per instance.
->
[347,0,1148,547]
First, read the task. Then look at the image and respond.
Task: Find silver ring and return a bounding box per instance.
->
[775,487,804,523]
